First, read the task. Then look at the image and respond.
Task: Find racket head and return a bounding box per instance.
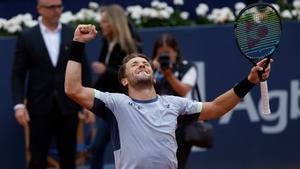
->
[234,3,282,66]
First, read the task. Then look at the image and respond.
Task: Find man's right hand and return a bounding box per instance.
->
[73,24,98,43]
[15,108,30,127]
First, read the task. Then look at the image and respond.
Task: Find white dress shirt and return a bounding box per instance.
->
[39,21,62,67]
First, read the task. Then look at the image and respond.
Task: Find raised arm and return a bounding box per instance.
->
[199,59,271,120]
[65,24,97,109]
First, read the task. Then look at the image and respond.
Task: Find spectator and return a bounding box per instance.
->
[152,33,200,169]
[11,0,90,168]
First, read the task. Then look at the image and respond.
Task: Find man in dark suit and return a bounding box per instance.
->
[11,0,90,168]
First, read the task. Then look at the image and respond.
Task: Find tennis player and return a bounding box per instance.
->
[65,24,271,169]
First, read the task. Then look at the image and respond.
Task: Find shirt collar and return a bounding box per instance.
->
[39,20,62,34]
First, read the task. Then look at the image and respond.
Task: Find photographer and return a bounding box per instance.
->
[152,34,198,169]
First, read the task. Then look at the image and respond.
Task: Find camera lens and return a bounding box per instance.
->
[159,52,170,69]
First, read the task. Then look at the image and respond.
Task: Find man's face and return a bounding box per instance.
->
[123,57,154,87]
[37,0,63,25]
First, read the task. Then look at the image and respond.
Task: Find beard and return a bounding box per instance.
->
[129,71,155,90]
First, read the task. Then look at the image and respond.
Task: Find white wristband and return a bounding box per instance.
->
[14,104,25,111]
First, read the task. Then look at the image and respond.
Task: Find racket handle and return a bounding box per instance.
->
[260,81,271,115]
[258,57,271,81]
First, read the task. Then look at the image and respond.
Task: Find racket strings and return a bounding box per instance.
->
[235,5,281,60]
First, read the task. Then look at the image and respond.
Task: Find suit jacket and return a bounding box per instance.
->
[12,24,91,115]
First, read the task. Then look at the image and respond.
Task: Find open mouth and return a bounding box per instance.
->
[136,69,150,76]
[137,70,147,74]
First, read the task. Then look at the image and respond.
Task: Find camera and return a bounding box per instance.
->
[158,52,171,70]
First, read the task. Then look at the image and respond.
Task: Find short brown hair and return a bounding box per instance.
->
[118,53,152,93]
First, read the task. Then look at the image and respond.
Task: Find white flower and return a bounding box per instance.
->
[131,12,142,20]
[281,10,293,19]
[4,19,22,34]
[16,13,37,28]
[76,8,96,21]
[151,1,168,9]
[149,9,159,18]
[23,20,38,27]
[88,2,99,10]
[127,5,143,13]
[142,7,159,18]
[271,4,280,13]
[215,9,226,23]
[234,2,246,11]
[158,10,171,19]
[291,9,300,20]
[291,9,298,17]
[208,7,235,24]
[75,12,85,21]
[293,0,300,10]
[60,11,76,24]
[9,14,23,25]
[141,7,151,17]
[126,5,143,20]
[6,17,21,28]
[222,7,235,21]
[234,2,246,15]
[142,8,154,18]
[7,25,22,34]
[166,6,174,14]
[22,13,33,22]
[0,18,7,29]
[151,0,160,8]
[196,3,209,17]
[95,13,101,22]
[293,9,300,20]
[158,2,168,9]
[180,11,189,20]
[131,9,143,20]
[173,0,184,6]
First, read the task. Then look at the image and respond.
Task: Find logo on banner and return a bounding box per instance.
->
[195,61,300,134]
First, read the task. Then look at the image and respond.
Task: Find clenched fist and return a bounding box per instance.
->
[73,24,98,43]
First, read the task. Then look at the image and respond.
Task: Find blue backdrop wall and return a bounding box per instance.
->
[0,0,279,19]
[1,22,300,169]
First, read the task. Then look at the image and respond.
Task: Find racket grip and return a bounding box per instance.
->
[258,57,271,81]
[260,81,271,115]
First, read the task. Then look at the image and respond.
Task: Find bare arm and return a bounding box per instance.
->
[65,24,97,109]
[199,58,271,120]
[199,89,240,120]
[65,61,94,109]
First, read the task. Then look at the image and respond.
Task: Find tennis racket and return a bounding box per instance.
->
[234,3,282,115]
